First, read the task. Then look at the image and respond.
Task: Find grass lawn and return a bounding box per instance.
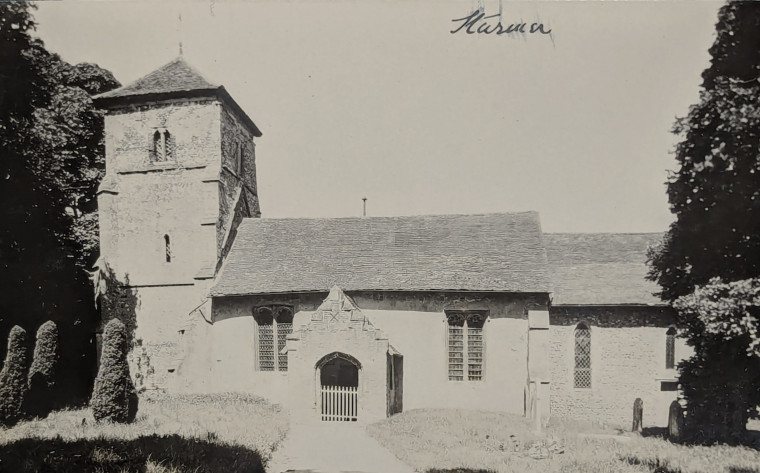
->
[367,409,760,473]
[0,392,288,473]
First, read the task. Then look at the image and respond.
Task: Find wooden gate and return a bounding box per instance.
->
[321,385,358,421]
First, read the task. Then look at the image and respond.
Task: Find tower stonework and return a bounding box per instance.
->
[94,58,261,389]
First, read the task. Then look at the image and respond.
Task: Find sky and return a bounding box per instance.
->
[32,0,723,233]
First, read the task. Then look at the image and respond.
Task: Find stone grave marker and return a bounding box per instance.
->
[632,398,643,432]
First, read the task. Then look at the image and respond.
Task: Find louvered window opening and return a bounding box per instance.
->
[151,129,174,162]
[254,305,293,372]
[574,324,591,389]
[447,311,487,381]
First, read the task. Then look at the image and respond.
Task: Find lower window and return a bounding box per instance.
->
[574,322,591,388]
[253,305,293,371]
[446,310,487,381]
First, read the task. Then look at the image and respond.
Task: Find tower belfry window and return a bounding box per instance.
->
[152,129,173,162]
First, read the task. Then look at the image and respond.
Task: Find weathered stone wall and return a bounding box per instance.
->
[366,310,528,414]
[288,311,390,424]
[549,306,692,428]
[99,98,253,391]
[220,106,258,196]
[103,99,221,173]
[217,106,260,257]
[205,291,543,415]
[99,98,223,287]
[212,291,549,322]
[125,283,210,390]
[98,169,219,286]
[173,296,290,397]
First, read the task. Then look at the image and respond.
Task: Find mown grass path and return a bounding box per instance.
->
[267,421,414,473]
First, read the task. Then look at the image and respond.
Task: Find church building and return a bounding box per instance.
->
[94,58,690,429]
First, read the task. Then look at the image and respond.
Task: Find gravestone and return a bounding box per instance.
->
[667,400,684,441]
[632,398,643,432]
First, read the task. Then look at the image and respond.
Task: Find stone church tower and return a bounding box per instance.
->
[94,57,261,387]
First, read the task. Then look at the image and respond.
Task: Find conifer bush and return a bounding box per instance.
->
[0,326,30,426]
[90,319,138,423]
[25,321,59,418]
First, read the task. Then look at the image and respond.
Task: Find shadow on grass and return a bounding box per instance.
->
[623,453,760,473]
[0,434,265,473]
[640,427,760,450]
[622,455,682,473]
[641,427,669,439]
[424,470,497,473]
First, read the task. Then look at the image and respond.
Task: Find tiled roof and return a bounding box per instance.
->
[96,57,217,99]
[210,212,549,296]
[544,233,665,305]
[94,57,261,136]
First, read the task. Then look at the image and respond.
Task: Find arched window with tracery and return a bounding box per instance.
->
[253,305,294,371]
[666,327,677,369]
[446,310,487,381]
[574,322,591,389]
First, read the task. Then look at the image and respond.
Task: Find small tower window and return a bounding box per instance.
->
[164,234,171,263]
[152,129,173,162]
[238,142,245,176]
[666,327,677,369]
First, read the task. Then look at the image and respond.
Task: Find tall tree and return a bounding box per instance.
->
[648,1,760,442]
[0,1,119,404]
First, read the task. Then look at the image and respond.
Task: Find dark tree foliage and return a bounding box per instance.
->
[648,2,760,301]
[25,321,59,418]
[0,2,120,406]
[91,319,138,423]
[647,1,760,443]
[93,262,139,348]
[0,326,30,427]
[678,342,758,443]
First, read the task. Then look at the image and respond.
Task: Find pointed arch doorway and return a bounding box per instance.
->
[316,352,360,422]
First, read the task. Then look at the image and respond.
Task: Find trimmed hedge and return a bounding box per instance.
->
[26,321,59,418]
[90,319,138,423]
[0,326,30,426]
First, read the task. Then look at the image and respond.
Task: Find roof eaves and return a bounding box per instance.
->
[217,86,262,137]
[94,87,262,137]
[94,87,220,107]
[550,303,670,308]
[210,287,552,298]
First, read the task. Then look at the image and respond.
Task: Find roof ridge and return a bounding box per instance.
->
[239,211,541,223]
[175,57,218,87]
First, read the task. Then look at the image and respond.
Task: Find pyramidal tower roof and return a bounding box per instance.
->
[97,57,217,99]
[95,57,261,136]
